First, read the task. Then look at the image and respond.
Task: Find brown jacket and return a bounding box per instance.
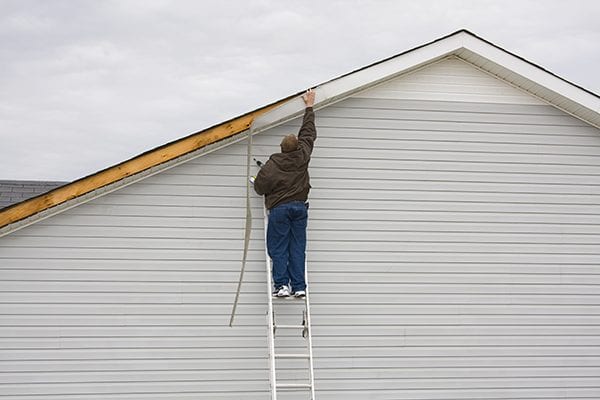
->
[254,107,316,209]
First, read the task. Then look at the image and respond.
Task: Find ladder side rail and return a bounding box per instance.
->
[304,258,316,400]
[263,206,278,400]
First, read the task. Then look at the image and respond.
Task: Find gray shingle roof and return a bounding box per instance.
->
[0,180,68,210]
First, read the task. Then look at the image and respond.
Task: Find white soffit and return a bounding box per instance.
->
[255,30,600,133]
[455,32,600,128]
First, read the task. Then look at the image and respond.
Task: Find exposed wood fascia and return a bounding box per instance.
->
[0,98,289,230]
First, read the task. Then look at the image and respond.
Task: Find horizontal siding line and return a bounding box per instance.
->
[2,287,595,293]
[4,240,600,249]
[267,128,599,139]
[2,298,600,302]
[4,325,600,329]
[23,225,246,230]
[1,374,600,382]
[325,104,573,118]
[3,345,600,351]
[310,207,600,213]
[318,107,576,124]
[10,231,600,239]
[312,157,600,168]
[0,369,270,375]
[310,146,600,158]
[60,213,246,219]
[314,110,590,126]
[3,245,600,253]
[280,119,594,132]
[51,215,600,224]
[313,130,600,140]
[4,291,598,296]
[97,190,600,199]
[4,373,600,380]
[89,198,600,207]
[2,252,600,260]
[67,205,600,215]
[307,124,599,138]
[1,263,597,268]
[1,258,599,264]
[0,366,266,371]
[2,361,598,368]
[0,368,599,380]
[312,196,600,203]
[276,135,600,148]
[2,262,599,268]
[0,334,600,340]
[314,199,600,206]
[194,158,600,168]
[312,220,600,225]
[74,200,600,208]
[0,300,600,306]
[162,168,600,177]
[0,391,271,395]
[3,268,599,275]
[8,235,600,242]
[50,213,600,221]
[2,269,600,277]
[58,207,600,215]
[4,343,600,348]
[0,327,600,336]
[6,335,600,339]
[2,302,600,308]
[230,151,599,166]
[145,172,600,184]
[314,114,589,128]
[2,304,600,310]
[0,308,599,314]
[1,367,598,375]
[311,153,600,162]
[0,378,273,384]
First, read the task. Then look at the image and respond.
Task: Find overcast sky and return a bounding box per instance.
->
[1,0,599,181]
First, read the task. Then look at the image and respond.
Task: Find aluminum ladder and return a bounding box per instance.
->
[262,207,316,400]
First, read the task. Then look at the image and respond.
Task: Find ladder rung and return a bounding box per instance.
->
[276,324,305,329]
[275,353,309,359]
[276,383,312,389]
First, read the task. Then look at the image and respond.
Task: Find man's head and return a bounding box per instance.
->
[280,134,298,153]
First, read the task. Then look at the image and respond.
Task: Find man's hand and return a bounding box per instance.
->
[302,88,315,108]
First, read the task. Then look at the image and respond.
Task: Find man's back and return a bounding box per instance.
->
[253,107,316,209]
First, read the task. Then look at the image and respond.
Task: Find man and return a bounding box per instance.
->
[254,89,316,298]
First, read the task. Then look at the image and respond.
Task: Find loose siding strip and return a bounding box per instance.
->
[1,58,600,399]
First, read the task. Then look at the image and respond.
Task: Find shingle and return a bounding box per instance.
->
[0,180,68,209]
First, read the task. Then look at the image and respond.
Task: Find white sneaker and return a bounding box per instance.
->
[275,285,291,298]
[294,290,306,298]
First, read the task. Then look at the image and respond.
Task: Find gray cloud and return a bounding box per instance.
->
[1,0,599,180]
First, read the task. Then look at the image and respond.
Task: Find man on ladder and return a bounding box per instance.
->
[253,89,317,299]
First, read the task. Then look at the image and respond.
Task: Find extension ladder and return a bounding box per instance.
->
[262,206,316,400]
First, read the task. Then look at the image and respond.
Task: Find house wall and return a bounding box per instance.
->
[1,57,600,399]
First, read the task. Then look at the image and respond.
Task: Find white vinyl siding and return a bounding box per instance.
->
[1,58,600,399]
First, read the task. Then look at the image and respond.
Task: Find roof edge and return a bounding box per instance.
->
[0,96,292,232]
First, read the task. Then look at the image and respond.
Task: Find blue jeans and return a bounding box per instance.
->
[267,201,308,292]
